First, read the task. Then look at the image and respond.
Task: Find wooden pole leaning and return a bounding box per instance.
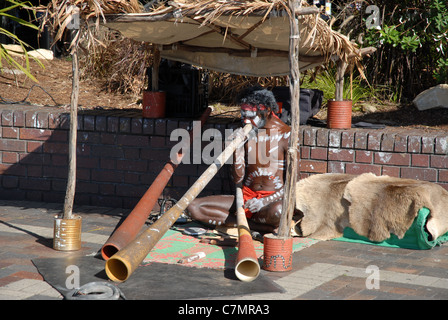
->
[105,123,253,282]
[234,184,261,282]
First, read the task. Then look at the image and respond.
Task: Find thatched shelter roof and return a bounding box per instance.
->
[40,0,372,77]
[96,0,364,77]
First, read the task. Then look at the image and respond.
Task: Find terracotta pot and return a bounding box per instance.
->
[262,233,293,272]
[142,91,166,118]
[326,99,352,129]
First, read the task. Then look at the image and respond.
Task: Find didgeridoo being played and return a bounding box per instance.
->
[234,184,261,282]
[100,107,211,260]
[105,123,253,282]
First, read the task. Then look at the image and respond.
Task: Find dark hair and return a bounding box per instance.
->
[238,86,278,113]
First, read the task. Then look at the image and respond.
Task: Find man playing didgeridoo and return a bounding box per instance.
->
[187,86,296,233]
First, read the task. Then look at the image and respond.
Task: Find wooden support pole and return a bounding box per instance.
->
[62,30,79,220]
[277,0,301,237]
[335,59,348,101]
[152,46,161,92]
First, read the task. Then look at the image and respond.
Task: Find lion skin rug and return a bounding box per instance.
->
[295,173,448,249]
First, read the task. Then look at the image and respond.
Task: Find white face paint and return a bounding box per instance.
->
[241,110,257,123]
[242,112,264,128]
[241,104,267,128]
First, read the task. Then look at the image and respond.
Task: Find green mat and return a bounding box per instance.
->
[334,207,448,250]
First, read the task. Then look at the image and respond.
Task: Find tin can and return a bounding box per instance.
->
[53,215,82,251]
[262,233,293,272]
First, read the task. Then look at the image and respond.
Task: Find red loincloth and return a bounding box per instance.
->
[242,185,275,219]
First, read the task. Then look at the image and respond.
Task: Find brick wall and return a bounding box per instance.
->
[0,104,447,210]
[299,127,448,189]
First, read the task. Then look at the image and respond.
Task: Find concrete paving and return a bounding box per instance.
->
[1,199,448,300]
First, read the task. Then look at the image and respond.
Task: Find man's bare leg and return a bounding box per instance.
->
[187,195,236,227]
[188,195,283,233]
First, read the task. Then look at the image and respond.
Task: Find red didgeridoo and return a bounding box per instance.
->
[101,107,212,260]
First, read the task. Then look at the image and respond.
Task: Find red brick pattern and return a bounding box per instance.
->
[299,127,448,190]
[0,104,447,209]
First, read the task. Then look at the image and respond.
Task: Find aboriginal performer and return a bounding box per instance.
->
[187,86,297,233]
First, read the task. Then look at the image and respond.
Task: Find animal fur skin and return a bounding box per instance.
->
[295,173,448,242]
[295,173,356,240]
[344,173,448,242]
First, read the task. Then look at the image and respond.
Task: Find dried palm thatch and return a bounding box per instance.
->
[143,0,359,63]
[79,30,152,98]
[36,0,368,99]
[36,0,148,96]
[38,0,141,27]
[38,0,361,64]
[36,0,142,51]
[100,1,365,78]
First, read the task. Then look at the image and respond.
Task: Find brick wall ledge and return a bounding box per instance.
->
[0,103,447,209]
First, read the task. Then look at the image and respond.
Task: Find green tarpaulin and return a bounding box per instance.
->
[334,207,448,250]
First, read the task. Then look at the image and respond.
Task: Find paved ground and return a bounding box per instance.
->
[1,199,448,300]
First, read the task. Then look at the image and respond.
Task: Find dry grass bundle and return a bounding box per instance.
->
[80,29,152,98]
